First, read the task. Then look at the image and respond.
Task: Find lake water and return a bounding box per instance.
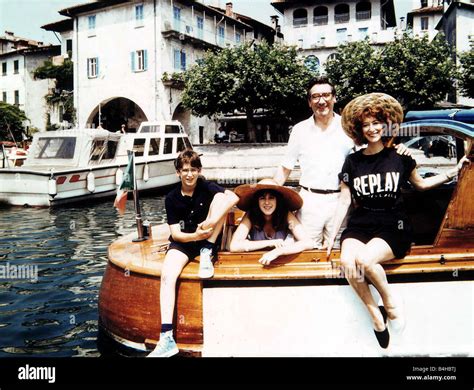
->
[0,194,167,357]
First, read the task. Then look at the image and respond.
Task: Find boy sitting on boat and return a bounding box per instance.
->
[148,149,239,357]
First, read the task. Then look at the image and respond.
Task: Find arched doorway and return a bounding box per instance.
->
[172,103,191,131]
[87,97,147,133]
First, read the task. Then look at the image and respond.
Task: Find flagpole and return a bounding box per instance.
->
[131,150,147,242]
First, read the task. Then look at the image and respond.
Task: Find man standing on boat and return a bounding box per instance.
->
[148,149,239,357]
[274,77,409,249]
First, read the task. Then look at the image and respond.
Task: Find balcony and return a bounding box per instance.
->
[335,13,350,24]
[293,17,308,27]
[356,11,371,21]
[162,19,239,49]
[313,15,328,26]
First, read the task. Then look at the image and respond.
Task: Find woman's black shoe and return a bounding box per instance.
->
[373,305,390,349]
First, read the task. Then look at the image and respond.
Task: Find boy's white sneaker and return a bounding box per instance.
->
[198,247,214,279]
[147,331,179,357]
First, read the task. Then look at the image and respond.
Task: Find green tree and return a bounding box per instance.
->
[458,48,474,99]
[182,41,314,134]
[0,102,28,141]
[34,59,75,124]
[326,33,457,110]
[34,58,73,90]
[325,39,382,109]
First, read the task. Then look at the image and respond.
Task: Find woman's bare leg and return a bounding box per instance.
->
[340,238,385,331]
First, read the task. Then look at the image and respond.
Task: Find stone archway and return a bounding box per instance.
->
[86,97,148,133]
[172,103,191,131]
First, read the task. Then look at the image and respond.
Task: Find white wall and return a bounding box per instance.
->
[456,7,474,107]
[73,0,251,142]
[75,2,157,128]
[203,281,474,357]
[412,12,443,41]
[0,52,53,131]
[25,54,54,131]
[279,0,397,69]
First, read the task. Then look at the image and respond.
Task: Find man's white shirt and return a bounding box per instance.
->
[281,114,354,190]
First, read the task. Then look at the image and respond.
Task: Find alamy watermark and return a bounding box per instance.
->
[382,122,420,138]
[216,169,258,186]
[326,264,365,282]
[0,262,38,283]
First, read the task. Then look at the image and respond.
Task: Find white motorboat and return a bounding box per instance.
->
[0,121,191,207]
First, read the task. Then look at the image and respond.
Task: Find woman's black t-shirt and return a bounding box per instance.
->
[338,147,417,228]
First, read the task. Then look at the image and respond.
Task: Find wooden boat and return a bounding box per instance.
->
[0,121,190,207]
[98,111,474,357]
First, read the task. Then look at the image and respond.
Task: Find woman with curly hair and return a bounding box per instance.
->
[230,178,313,265]
[327,93,469,349]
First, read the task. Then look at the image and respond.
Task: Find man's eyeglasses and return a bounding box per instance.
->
[310,92,333,101]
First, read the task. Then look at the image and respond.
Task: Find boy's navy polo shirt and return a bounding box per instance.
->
[165,177,225,233]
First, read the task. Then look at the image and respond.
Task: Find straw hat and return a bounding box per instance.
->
[234,178,303,211]
[341,93,404,145]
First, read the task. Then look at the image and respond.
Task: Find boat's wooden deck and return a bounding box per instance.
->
[108,223,474,281]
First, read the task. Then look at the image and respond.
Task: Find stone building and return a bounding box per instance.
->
[44,0,279,144]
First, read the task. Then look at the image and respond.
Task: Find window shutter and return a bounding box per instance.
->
[144,50,148,71]
[131,51,135,72]
[181,51,186,71]
[96,57,100,76]
[173,49,179,70]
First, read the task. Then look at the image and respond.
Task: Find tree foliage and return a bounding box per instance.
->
[0,102,28,141]
[182,41,314,131]
[458,48,474,98]
[34,59,75,124]
[326,33,457,110]
[34,58,73,91]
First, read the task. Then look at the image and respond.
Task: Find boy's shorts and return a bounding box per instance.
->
[167,237,221,260]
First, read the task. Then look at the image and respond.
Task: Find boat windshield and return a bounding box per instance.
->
[165,125,183,134]
[140,125,160,133]
[34,137,76,159]
[177,137,192,152]
[90,139,118,161]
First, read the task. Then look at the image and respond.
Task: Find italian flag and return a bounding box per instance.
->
[114,151,135,215]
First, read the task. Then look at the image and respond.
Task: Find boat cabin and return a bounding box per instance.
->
[123,121,193,164]
[22,129,122,169]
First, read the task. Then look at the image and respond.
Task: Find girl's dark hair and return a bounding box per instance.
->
[247,190,289,233]
[174,149,202,171]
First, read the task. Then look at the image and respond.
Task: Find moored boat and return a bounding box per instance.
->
[98,111,474,357]
[0,120,192,207]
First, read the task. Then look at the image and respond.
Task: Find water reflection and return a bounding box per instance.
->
[0,194,166,357]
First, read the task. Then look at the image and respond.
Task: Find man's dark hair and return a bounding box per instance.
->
[174,149,202,171]
[306,76,336,100]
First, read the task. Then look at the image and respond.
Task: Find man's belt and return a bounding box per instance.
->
[301,186,341,194]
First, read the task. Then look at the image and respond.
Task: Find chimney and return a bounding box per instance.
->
[400,16,405,30]
[270,15,279,31]
[225,2,233,17]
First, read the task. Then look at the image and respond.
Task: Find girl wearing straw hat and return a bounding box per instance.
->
[230,178,314,265]
[327,93,469,349]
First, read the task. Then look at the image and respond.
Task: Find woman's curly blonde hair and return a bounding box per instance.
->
[341,93,404,146]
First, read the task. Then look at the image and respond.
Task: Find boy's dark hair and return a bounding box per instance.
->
[174,149,202,171]
[306,76,336,100]
[247,189,289,233]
